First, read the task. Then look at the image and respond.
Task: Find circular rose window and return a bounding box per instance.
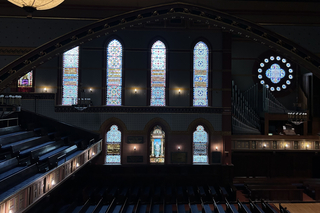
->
[257,55,293,92]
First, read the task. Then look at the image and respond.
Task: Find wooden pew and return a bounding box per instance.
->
[0,157,18,173]
[237,200,251,213]
[261,200,277,213]
[246,185,303,201]
[225,199,238,213]
[0,131,34,146]
[213,198,225,213]
[279,204,290,213]
[249,199,264,213]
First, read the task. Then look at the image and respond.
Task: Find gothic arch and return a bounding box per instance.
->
[1,2,320,91]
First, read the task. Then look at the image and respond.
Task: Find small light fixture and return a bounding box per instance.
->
[134,89,137,94]
[307,144,309,149]
[51,180,55,185]
[8,0,65,11]
[9,210,12,213]
[76,163,79,167]
[285,144,288,149]
[43,87,47,92]
[263,144,266,148]
[133,146,137,151]
[178,89,181,94]
[216,147,218,151]
[89,88,92,93]
[92,152,95,156]
[177,146,181,151]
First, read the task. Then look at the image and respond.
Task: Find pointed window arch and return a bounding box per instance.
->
[62,46,79,105]
[193,125,208,164]
[150,126,165,163]
[18,70,33,92]
[106,125,121,164]
[151,40,166,106]
[106,39,123,105]
[193,41,209,107]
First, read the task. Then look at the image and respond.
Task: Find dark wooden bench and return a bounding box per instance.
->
[247,185,303,201]
[261,200,277,213]
[0,157,18,173]
[0,125,21,136]
[0,131,34,147]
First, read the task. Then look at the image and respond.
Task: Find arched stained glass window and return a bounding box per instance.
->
[193,41,209,107]
[193,125,208,164]
[151,40,166,106]
[62,46,79,105]
[106,125,121,164]
[18,71,33,92]
[107,39,123,105]
[150,126,165,163]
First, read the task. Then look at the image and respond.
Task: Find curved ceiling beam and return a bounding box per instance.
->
[0,2,319,91]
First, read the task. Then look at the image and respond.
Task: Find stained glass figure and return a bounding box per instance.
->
[150,126,165,163]
[106,125,121,164]
[62,46,79,105]
[151,40,166,106]
[193,125,208,164]
[266,64,285,84]
[193,41,209,107]
[18,71,33,88]
[107,39,122,105]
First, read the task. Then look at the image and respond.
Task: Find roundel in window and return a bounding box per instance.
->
[257,55,293,92]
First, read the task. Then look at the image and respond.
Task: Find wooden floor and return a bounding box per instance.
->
[273,203,320,213]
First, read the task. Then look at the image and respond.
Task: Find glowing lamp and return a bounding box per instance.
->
[8,0,64,11]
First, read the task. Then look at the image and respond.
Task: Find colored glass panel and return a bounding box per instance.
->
[62,46,79,105]
[150,126,165,163]
[106,125,121,164]
[193,41,209,107]
[193,125,208,164]
[107,39,122,105]
[18,71,33,88]
[151,40,166,106]
[266,63,285,84]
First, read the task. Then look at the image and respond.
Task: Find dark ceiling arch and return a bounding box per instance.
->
[1,2,320,91]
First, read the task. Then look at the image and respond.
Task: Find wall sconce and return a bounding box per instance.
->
[263,144,266,148]
[178,89,181,94]
[177,146,181,151]
[51,180,55,186]
[9,210,12,213]
[306,144,309,149]
[215,147,218,151]
[133,146,136,151]
[43,87,47,92]
[89,88,93,93]
[134,89,137,94]
[92,152,95,156]
[76,163,79,167]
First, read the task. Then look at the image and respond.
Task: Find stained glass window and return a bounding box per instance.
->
[18,71,33,88]
[107,39,122,105]
[106,125,121,164]
[151,40,166,106]
[193,41,209,107]
[193,125,208,164]
[258,56,292,92]
[62,46,79,105]
[18,71,33,92]
[150,126,165,163]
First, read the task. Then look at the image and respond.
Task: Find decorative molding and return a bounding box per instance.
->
[55,106,224,113]
[0,47,35,56]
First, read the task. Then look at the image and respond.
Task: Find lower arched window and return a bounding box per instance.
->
[106,125,121,164]
[193,125,208,164]
[150,126,165,163]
